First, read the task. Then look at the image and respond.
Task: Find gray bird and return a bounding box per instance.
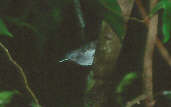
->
[59,41,96,66]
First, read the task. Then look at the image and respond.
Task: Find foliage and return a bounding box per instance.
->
[115,72,138,107]
[0,0,170,106]
[0,90,18,107]
[150,0,171,43]
[0,90,41,107]
[163,90,171,100]
[86,71,95,93]
[31,101,41,107]
[99,0,126,41]
[0,18,13,37]
[116,72,138,94]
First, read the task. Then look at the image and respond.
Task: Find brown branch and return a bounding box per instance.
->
[156,38,171,66]
[142,0,158,106]
[135,0,171,67]
[0,42,41,107]
[143,7,158,107]
[135,0,149,23]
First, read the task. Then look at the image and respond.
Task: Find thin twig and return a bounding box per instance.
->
[126,94,147,107]
[74,0,86,42]
[156,38,171,66]
[0,42,40,107]
[125,16,145,23]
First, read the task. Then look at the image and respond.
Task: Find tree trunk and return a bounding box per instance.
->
[86,0,135,106]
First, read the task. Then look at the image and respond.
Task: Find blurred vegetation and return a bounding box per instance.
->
[0,0,171,107]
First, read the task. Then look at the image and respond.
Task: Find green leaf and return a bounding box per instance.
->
[100,0,121,15]
[150,0,171,43]
[150,0,171,16]
[116,72,137,94]
[0,18,13,37]
[0,90,19,106]
[86,71,95,93]
[163,90,171,100]
[150,1,165,17]
[104,11,126,40]
[162,10,171,43]
[100,0,126,41]
[31,101,41,107]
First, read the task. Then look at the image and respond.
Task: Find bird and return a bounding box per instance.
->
[59,41,96,66]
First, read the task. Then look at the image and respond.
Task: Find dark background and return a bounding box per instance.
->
[0,0,170,106]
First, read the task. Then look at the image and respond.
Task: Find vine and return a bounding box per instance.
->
[0,42,40,107]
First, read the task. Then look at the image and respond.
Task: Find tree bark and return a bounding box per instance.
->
[86,0,135,106]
